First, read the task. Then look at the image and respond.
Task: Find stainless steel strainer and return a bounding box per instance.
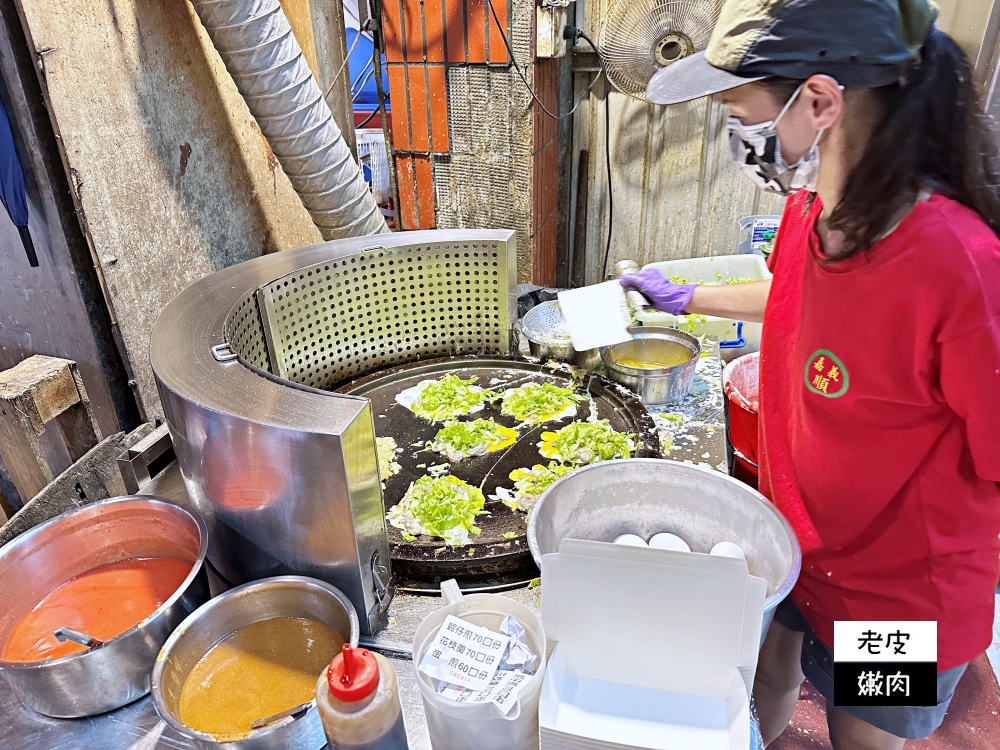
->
[519,300,601,370]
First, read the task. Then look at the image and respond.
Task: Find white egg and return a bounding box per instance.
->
[710,541,746,560]
[648,532,691,552]
[613,534,648,547]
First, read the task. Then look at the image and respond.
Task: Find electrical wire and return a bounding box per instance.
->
[483,1,615,279]
[353,68,376,101]
[356,108,379,129]
[325,26,366,100]
[485,0,603,121]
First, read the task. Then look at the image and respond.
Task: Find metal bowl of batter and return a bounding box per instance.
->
[151,575,359,750]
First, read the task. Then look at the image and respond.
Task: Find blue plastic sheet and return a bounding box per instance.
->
[0,98,36,266]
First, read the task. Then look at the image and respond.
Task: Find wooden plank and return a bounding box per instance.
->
[414,155,436,229]
[486,0,508,64]
[14,0,323,418]
[0,401,51,502]
[466,0,487,63]
[427,64,449,152]
[381,0,405,62]
[407,64,431,152]
[443,0,466,63]
[386,64,411,150]
[423,0,446,62]
[395,155,418,228]
[402,0,422,61]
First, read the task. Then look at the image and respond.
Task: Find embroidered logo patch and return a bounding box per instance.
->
[804,350,849,398]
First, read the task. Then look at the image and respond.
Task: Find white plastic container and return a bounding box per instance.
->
[635,254,771,363]
[412,591,547,750]
[355,128,390,206]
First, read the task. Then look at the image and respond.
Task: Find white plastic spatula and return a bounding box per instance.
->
[556,281,632,351]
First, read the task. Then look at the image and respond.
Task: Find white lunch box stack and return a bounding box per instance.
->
[537,538,767,750]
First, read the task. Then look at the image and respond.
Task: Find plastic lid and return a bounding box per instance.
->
[327,644,380,702]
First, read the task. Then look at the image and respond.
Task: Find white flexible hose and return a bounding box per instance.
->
[191,0,388,238]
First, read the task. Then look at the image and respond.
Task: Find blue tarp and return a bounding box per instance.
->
[345,29,389,113]
[0,98,36,266]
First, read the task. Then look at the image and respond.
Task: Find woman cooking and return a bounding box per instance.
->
[622,1,1000,748]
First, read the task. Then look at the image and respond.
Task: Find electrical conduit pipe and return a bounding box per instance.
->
[190,0,388,238]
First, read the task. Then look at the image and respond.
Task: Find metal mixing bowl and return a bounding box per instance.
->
[152,575,359,750]
[0,496,210,717]
[601,326,700,405]
[527,459,801,645]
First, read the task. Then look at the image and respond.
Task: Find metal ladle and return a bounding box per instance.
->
[53,627,103,649]
[249,701,312,730]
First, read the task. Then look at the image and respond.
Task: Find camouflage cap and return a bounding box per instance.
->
[647,0,938,105]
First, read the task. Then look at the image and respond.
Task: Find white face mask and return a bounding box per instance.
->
[728,84,823,196]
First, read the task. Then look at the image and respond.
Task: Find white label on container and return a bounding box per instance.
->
[438,670,531,714]
[417,615,510,690]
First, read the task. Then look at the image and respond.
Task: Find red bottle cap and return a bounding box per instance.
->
[327,644,380,702]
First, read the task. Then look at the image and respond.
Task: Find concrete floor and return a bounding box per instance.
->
[772,592,1000,749]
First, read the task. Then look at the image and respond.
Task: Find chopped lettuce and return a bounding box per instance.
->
[410,375,497,423]
[495,461,576,513]
[538,420,635,464]
[376,436,401,481]
[386,475,486,546]
[726,276,756,285]
[430,419,517,462]
[500,382,582,424]
[677,313,707,334]
[668,275,689,284]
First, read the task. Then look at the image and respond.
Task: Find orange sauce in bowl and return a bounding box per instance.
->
[2,557,192,662]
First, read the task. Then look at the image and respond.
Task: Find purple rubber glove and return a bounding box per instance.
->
[619,268,697,315]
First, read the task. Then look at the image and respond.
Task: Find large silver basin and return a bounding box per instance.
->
[0,496,209,717]
[527,459,800,645]
[152,575,359,750]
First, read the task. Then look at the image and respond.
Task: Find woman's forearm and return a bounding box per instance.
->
[685,279,770,323]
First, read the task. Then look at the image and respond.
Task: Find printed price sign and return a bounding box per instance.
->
[833,621,937,707]
[438,670,532,714]
[417,615,510,690]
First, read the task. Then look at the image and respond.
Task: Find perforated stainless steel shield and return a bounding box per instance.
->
[224,237,516,389]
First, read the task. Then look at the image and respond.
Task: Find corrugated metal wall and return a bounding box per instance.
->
[570,0,784,283]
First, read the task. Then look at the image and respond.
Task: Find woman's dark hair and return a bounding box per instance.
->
[764,28,1000,257]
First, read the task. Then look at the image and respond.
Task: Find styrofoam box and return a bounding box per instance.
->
[636,255,771,363]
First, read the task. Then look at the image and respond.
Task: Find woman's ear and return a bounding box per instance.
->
[803,75,844,130]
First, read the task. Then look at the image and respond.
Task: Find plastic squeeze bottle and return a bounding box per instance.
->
[316,643,409,750]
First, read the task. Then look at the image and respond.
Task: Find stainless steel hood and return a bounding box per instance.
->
[150,230,518,634]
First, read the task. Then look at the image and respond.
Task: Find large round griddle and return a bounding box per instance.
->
[338,356,660,591]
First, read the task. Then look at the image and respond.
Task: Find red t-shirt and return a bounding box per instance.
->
[759,191,1000,671]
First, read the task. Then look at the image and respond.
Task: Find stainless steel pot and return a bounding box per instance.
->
[151,575,359,750]
[527,459,801,646]
[0,496,210,718]
[601,327,700,405]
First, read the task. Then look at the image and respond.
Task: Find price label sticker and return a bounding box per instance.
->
[438,670,532,714]
[417,615,510,690]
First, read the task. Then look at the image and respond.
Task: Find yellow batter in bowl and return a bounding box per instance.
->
[178,616,344,738]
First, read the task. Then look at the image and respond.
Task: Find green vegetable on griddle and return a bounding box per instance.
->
[410,375,497,422]
[386,475,487,547]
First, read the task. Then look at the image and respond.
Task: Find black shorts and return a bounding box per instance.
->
[774,597,967,740]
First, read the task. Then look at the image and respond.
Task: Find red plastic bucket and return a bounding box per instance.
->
[723,352,760,489]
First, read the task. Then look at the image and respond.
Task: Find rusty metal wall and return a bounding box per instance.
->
[13,0,327,418]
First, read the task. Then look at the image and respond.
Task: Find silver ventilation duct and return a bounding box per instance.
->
[191,0,388,238]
